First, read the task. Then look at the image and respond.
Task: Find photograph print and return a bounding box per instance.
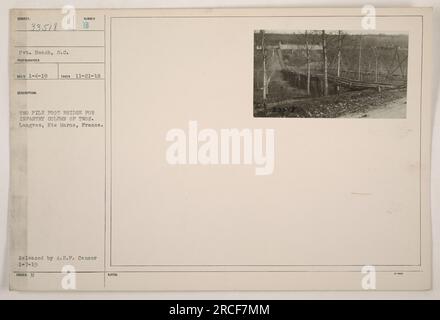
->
[253,30,409,118]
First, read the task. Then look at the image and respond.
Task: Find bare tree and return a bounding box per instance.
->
[305,30,311,95]
[321,30,328,96]
[261,30,268,102]
[372,46,379,82]
[358,34,362,81]
[336,30,343,93]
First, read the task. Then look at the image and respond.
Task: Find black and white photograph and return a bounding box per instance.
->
[1,3,438,301]
[254,30,409,118]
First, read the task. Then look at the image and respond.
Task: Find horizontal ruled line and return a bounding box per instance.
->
[14,62,104,64]
[15,29,104,32]
[14,78,105,81]
[14,45,104,48]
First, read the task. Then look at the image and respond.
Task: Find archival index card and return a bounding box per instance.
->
[9,7,432,291]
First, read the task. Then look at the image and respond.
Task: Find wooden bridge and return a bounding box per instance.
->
[327,74,406,90]
[283,66,406,92]
[257,31,408,100]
